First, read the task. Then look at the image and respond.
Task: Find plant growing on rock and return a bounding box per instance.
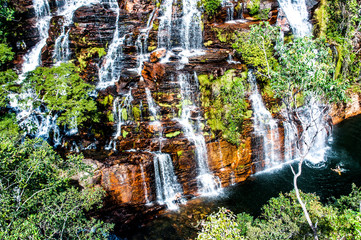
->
[17,62,98,128]
[232,22,279,81]
[0,133,113,239]
[202,0,222,17]
[198,70,250,145]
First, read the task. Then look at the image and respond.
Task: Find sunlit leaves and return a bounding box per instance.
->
[21,62,98,127]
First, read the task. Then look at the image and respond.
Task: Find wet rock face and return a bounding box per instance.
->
[14,0,339,209]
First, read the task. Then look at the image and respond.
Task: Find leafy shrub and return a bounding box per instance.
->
[202,0,222,17]
[199,70,249,145]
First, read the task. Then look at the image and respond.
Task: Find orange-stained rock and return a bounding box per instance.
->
[330,92,361,125]
[207,138,253,187]
[150,48,167,63]
[141,62,166,86]
[100,152,155,204]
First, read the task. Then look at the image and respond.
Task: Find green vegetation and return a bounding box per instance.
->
[199,70,249,145]
[323,0,361,84]
[247,0,260,16]
[19,62,98,128]
[202,0,222,17]
[271,37,348,107]
[197,186,361,239]
[0,132,112,239]
[77,47,106,71]
[0,0,14,41]
[232,22,279,81]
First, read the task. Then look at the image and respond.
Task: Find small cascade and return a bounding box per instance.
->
[157,0,202,52]
[282,113,299,161]
[277,0,312,37]
[140,164,150,204]
[53,0,101,63]
[21,0,51,76]
[105,90,133,151]
[144,89,183,209]
[135,8,157,75]
[153,153,183,210]
[236,3,244,20]
[248,71,281,170]
[176,73,221,195]
[222,0,234,22]
[97,0,125,89]
[297,99,330,165]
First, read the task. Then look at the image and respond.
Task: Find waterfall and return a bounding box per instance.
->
[97,0,125,89]
[105,90,134,151]
[282,113,298,162]
[248,71,281,170]
[53,0,101,63]
[153,153,183,210]
[135,8,157,76]
[157,0,202,52]
[297,99,330,166]
[176,73,221,195]
[145,89,183,208]
[21,0,51,76]
[140,164,150,204]
[222,0,234,22]
[277,0,312,37]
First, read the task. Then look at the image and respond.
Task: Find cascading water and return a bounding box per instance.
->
[248,71,281,170]
[157,0,202,52]
[21,0,51,76]
[140,164,150,204]
[277,0,312,37]
[222,0,234,22]
[145,88,184,208]
[282,112,299,162]
[297,99,330,166]
[176,72,221,195]
[105,90,134,151]
[135,8,157,76]
[53,0,101,63]
[153,153,183,210]
[97,0,125,89]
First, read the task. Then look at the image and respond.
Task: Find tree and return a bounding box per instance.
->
[0,133,112,239]
[269,37,348,239]
[232,22,279,80]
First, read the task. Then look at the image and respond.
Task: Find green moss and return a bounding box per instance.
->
[314,0,328,38]
[76,47,106,71]
[198,69,248,145]
[107,111,114,122]
[153,22,159,31]
[262,85,274,98]
[198,74,210,86]
[122,130,129,138]
[121,108,128,121]
[247,0,260,15]
[204,40,213,47]
[177,150,184,157]
[158,102,172,108]
[148,46,157,52]
[101,95,113,107]
[165,131,181,138]
[132,106,141,121]
[212,28,235,43]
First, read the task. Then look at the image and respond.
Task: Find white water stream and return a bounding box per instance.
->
[176,73,221,195]
[21,0,51,76]
[248,71,281,170]
[277,0,312,37]
[97,0,126,89]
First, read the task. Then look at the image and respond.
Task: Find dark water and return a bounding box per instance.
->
[129,114,361,239]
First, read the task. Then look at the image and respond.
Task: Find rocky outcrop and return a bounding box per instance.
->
[330,92,361,125]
